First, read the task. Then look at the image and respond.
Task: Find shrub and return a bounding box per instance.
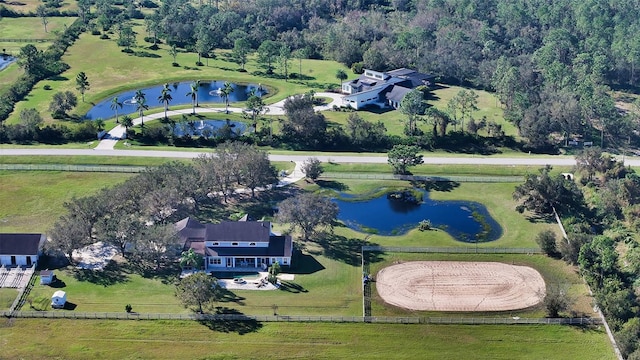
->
[172,62,180,67]
[536,230,559,257]
[418,219,432,231]
[91,30,101,35]
[125,304,132,313]
[100,34,110,39]
[43,84,52,90]
[195,61,204,66]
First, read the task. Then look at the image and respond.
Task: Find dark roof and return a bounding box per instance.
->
[205,236,293,258]
[384,85,413,103]
[0,233,43,256]
[176,217,271,243]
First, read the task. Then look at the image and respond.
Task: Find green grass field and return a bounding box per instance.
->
[0,319,616,360]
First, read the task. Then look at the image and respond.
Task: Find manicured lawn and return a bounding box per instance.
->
[0,288,18,310]
[0,171,133,233]
[0,0,77,13]
[0,17,75,40]
[0,319,616,360]
[368,253,593,318]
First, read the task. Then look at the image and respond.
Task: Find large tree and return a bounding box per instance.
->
[158,83,173,119]
[301,157,323,181]
[276,193,338,241]
[399,89,427,135]
[282,94,327,149]
[513,165,585,216]
[110,97,123,124]
[257,40,281,73]
[239,146,278,197]
[175,272,221,313]
[245,95,265,131]
[387,144,423,175]
[49,91,77,117]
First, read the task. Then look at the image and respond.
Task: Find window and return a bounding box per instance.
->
[249,242,256,246]
[209,258,221,265]
[212,242,219,246]
[283,258,288,264]
[232,242,238,246]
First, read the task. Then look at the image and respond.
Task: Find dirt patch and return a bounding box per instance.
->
[376,261,546,312]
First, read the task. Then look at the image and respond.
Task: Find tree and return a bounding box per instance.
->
[110,97,123,124]
[221,81,234,114]
[387,144,423,175]
[542,283,574,317]
[268,261,281,284]
[135,95,149,128]
[77,0,91,23]
[95,118,105,132]
[19,108,42,135]
[292,48,308,76]
[301,157,323,181]
[245,95,265,131]
[158,83,173,119]
[575,147,610,182]
[121,115,133,134]
[49,91,77,117]
[37,5,49,33]
[399,89,427,135]
[257,40,280,73]
[282,95,327,149]
[232,38,251,70]
[276,193,338,241]
[424,107,452,137]
[452,89,479,132]
[536,229,559,257]
[513,166,585,216]
[175,272,221,313]
[17,44,45,77]
[117,23,136,51]
[135,224,180,269]
[239,146,278,197]
[346,113,387,148]
[95,212,143,257]
[48,215,92,264]
[186,81,199,114]
[168,44,178,65]
[278,44,290,81]
[179,248,203,270]
[335,69,348,86]
[75,72,90,102]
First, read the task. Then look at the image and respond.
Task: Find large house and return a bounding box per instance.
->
[341,68,435,110]
[175,217,293,271]
[0,233,46,267]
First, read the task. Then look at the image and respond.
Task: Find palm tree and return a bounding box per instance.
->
[221,81,234,114]
[186,81,199,114]
[158,83,173,119]
[75,72,90,102]
[134,90,146,105]
[110,97,123,124]
[95,118,105,132]
[135,97,149,128]
[179,248,203,270]
[121,115,133,135]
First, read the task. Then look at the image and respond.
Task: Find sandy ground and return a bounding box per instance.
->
[72,241,118,270]
[376,261,546,312]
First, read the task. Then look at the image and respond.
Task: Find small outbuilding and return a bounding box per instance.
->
[51,290,66,309]
[40,270,54,285]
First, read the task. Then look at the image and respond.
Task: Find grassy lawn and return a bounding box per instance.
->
[0,0,77,13]
[368,253,593,318]
[6,25,351,124]
[0,319,616,360]
[0,171,133,233]
[0,288,18,310]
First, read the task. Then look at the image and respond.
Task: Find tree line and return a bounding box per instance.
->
[513,148,640,359]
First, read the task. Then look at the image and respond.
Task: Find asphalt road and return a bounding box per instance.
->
[3,147,637,166]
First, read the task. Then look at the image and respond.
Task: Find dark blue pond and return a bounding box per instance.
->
[334,190,502,242]
[85,81,266,120]
[0,55,16,71]
[171,119,246,137]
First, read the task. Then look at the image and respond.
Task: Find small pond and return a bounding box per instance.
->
[0,55,16,71]
[170,119,246,137]
[85,80,266,120]
[334,190,502,242]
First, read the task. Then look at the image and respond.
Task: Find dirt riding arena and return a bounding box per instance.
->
[376,261,546,312]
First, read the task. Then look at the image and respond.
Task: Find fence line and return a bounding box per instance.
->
[0,38,48,43]
[0,164,148,173]
[362,246,542,254]
[321,173,523,183]
[0,311,602,325]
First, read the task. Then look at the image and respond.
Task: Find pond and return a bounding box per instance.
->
[170,119,247,137]
[0,55,16,71]
[334,190,502,242]
[85,80,266,120]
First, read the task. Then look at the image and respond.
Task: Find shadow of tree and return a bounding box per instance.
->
[316,179,349,191]
[72,261,129,287]
[316,233,383,266]
[278,280,308,293]
[410,179,460,192]
[217,288,246,306]
[124,256,180,285]
[198,307,263,335]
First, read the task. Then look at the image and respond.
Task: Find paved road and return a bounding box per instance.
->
[3,147,635,166]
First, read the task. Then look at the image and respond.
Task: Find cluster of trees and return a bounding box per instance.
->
[514,148,640,358]
[47,144,278,267]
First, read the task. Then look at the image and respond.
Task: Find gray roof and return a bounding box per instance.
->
[205,236,293,258]
[385,85,413,103]
[0,233,43,256]
[176,217,271,243]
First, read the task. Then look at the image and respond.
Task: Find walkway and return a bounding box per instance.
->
[95,92,344,150]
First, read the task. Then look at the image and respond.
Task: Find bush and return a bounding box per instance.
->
[536,230,559,257]
[125,304,132,313]
[91,30,101,35]
[172,62,180,67]
[121,48,134,54]
[418,219,432,231]
[195,61,204,66]
[100,34,110,39]
[43,84,52,90]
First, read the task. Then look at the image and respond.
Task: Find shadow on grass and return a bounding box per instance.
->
[62,301,77,310]
[287,250,325,275]
[124,256,180,285]
[316,179,348,191]
[410,179,460,192]
[316,233,383,266]
[218,288,246,306]
[72,261,129,287]
[49,278,67,288]
[198,307,262,335]
[278,280,307,293]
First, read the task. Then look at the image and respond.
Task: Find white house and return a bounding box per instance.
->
[341,68,435,110]
[175,217,293,271]
[0,233,45,267]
